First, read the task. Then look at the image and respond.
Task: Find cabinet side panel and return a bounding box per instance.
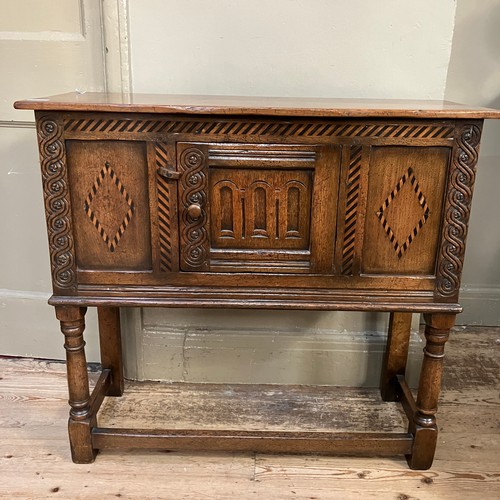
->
[66,140,152,270]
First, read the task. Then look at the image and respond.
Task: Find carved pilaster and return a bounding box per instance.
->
[36,114,77,292]
[435,122,483,300]
[179,147,209,271]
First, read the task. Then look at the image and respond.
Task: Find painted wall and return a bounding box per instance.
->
[0,0,105,360]
[129,0,455,99]
[445,0,500,325]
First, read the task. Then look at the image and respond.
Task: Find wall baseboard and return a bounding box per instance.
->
[458,286,500,326]
[122,309,423,388]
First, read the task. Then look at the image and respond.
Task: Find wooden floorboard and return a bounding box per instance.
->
[0,326,499,499]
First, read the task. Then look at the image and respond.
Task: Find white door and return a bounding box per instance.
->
[0,0,106,359]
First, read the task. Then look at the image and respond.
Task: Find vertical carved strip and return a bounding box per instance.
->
[435,123,482,299]
[37,114,76,291]
[157,174,172,271]
[341,145,363,275]
[179,147,209,270]
[155,143,178,272]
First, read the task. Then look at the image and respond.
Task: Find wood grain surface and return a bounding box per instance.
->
[1,326,499,499]
[14,92,500,118]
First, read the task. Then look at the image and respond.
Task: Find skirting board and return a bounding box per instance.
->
[457,286,500,326]
[121,308,423,388]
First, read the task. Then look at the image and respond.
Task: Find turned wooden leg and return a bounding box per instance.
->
[380,312,413,401]
[55,305,97,464]
[97,306,124,396]
[407,313,455,470]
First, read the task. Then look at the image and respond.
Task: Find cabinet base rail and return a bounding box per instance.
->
[91,428,414,455]
[85,368,419,459]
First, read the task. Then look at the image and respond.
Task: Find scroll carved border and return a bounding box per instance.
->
[37,114,77,291]
[179,147,209,270]
[435,123,482,299]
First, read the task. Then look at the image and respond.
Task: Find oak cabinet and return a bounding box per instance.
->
[15,93,500,469]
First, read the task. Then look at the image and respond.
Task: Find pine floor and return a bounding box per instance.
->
[1,326,499,499]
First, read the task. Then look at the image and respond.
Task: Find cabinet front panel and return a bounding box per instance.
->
[177,142,340,274]
[67,140,152,271]
[362,146,449,275]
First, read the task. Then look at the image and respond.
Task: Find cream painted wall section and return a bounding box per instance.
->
[0,0,105,122]
[445,0,500,325]
[0,0,105,359]
[129,0,455,99]
[124,0,457,384]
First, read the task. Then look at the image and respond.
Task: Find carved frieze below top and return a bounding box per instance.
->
[64,117,455,140]
[435,123,482,298]
[37,115,76,291]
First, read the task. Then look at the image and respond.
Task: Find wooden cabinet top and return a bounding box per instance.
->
[14,92,500,119]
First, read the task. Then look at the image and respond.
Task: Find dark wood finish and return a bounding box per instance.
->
[97,307,123,396]
[395,374,418,425]
[92,428,413,455]
[407,313,455,470]
[380,312,413,401]
[55,305,96,463]
[19,93,499,469]
[66,140,152,271]
[363,147,448,274]
[14,92,500,118]
[88,369,112,413]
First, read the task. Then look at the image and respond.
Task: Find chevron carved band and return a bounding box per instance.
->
[65,118,454,139]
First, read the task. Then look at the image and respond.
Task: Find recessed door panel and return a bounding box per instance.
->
[210,168,312,250]
[177,142,340,274]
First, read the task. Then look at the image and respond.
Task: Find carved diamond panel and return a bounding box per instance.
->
[376,167,429,258]
[83,161,135,252]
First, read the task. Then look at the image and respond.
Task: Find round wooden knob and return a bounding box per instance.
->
[187,203,202,219]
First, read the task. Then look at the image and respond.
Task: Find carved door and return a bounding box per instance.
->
[175,142,341,274]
